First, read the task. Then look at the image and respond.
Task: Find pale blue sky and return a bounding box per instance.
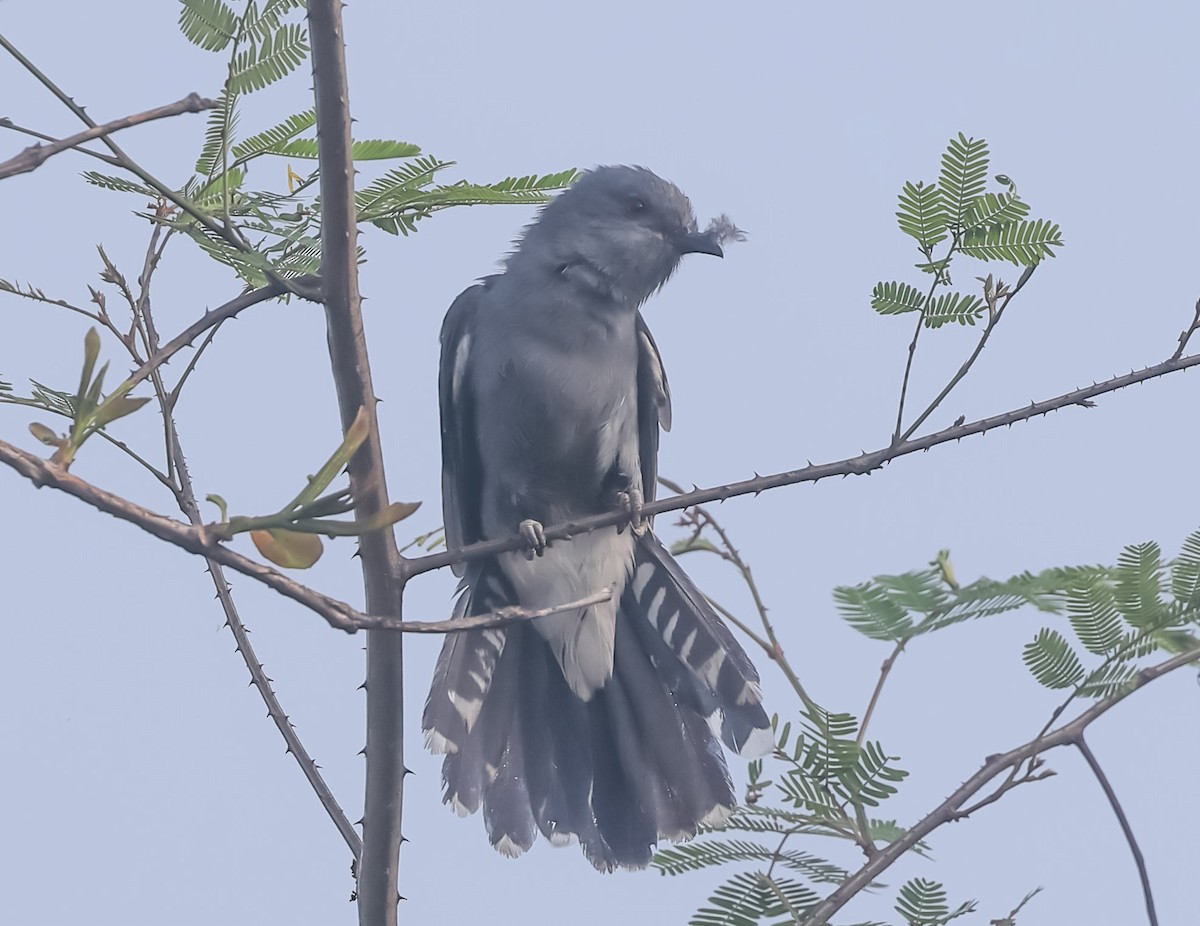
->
[2,1,1198,924]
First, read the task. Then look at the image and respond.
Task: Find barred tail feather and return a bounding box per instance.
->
[421,532,771,870]
[627,533,773,758]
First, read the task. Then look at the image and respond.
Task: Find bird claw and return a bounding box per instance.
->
[518,518,547,559]
[614,487,646,536]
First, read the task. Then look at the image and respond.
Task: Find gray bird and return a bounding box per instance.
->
[422,166,771,871]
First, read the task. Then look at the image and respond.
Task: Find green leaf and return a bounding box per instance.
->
[28,422,61,446]
[270,138,423,161]
[896,181,948,249]
[835,581,914,641]
[924,291,987,328]
[80,172,159,198]
[178,0,238,51]
[691,871,773,926]
[92,395,151,428]
[871,280,925,316]
[1114,541,1165,629]
[228,23,310,95]
[652,839,848,884]
[195,91,239,178]
[1077,662,1138,698]
[959,219,1063,265]
[914,257,952,276]
[1066,582,1123,655]
[1023,627,1086,689]
[895,878,977,926]
[1171,528,1200,606]
[938,133,989,226]
[231,109,317,163]
[837,740,908,807]
[962,191,1030,232]
[244,0,306,41]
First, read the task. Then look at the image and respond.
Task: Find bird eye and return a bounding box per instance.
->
[625,198,646,216]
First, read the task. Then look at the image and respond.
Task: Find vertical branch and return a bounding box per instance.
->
[307,3,406,923]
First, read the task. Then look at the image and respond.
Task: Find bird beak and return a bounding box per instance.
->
[675,229,724,258]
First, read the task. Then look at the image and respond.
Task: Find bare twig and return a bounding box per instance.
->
[397,589,613,633]
[1076,736,1158,926]
[1172,297,1200,360]
[801,647,1200,926]
[0,94,214,180]
[899,265,1037,442]
[856,641,907,748]
[0,117,122,167]
[306,3,406,921]
[125,225,363,860]
[410,348,1200,578]
[120,276,321,398]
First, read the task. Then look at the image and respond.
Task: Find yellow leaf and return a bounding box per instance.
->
[251,528,324,569]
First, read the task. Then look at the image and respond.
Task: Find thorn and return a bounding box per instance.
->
[403,766,414,777]
[359,747,367,757]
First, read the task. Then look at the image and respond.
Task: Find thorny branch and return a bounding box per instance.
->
[123,224,362,859]
[6,343,1200,636]
[0,93,215,180]
[305,2,406,920]
[408,345,1200,577]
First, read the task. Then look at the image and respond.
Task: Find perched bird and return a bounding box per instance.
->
[423,166,771,871]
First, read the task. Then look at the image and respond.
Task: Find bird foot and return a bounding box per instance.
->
[614,486,646,536]
[518,519,547,559]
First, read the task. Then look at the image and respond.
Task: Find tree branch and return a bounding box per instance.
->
[408,348,1200,578]
[306,3,407,921]
[0,94,215,180]
[1076,736,1158,926]
[801,647,1200,925]
[1,435,586,637]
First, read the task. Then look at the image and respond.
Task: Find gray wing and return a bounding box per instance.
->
[635,311,672,507]
[439,279,492,576]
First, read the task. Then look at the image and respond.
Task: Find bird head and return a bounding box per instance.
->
[511,166,743,305]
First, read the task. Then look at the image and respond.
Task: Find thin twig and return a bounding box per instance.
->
[127,225,364,859]
[119,276,320,398]
[899,264,1037,442]
[801,647,1200,926]
[892,243,957,443]
[397,589,613,633]
[1076,736,1158,926]
[1172,297,1200,360]
[0,94,214,180]
[410,347,1200,578]
[0,117,122,167]
[856,641,906,748]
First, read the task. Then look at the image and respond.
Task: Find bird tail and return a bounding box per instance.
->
[421,533,772,871]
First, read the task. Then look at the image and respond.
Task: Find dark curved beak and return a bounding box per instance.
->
[676,229,724,258]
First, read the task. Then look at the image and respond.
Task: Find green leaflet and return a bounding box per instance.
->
[924,291,987,328]
[895,878,977,926]
[871,280,925,316]
[959,219,1063,265]
[227,22,310,95]
[896,180,948,250]
[938,133,989,226]
[1023,628,1086,688]
[178,0,238,51]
